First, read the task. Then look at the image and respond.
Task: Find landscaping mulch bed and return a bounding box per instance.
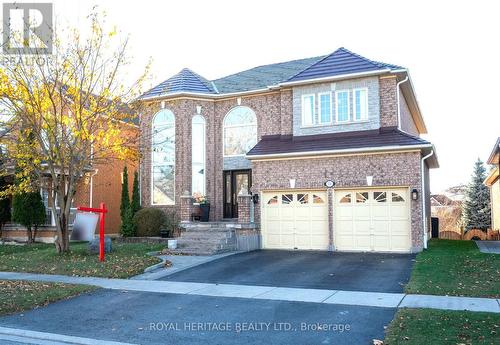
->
[0,280,96,316]
[405,239,500,298]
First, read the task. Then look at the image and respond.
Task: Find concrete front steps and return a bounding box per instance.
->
[172,222,239,255]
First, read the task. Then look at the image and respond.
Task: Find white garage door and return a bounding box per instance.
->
[262,191,329,250]
[335,188,411,252]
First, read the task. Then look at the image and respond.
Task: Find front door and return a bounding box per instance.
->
[223,170,252,219]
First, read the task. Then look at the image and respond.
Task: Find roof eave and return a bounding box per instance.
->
[486,138,500,165]
[138,87,273,101]
[246,144,435,162]
[276,69,392,88]
[484,167,499,186]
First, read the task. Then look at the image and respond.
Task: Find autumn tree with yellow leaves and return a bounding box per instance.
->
[0,12,150,252]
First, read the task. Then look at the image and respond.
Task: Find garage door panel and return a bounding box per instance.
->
[354,206,370,218]
[372,205,390,218]
[262,191,329,250]
[354,236,371,250]
[335,188,410,253]
[310,221,328,234]
[337,206,353,219]
[390,205,408,218]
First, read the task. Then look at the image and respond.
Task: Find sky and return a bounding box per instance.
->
[19,0,500,193]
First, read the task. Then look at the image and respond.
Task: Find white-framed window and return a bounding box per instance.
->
[192,115,205,196]
[318,92,332,124]
[301,94,315,126]
[335,90,350,123]
[223,106,257,157]
[353,88,368,121]
[151,109,175,205]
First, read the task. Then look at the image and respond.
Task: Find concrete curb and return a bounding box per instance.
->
[0,326,138,345]
[134,252,238,280]
[143,251,166,273]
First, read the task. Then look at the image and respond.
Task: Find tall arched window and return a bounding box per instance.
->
[192,115,205,195]
[223,106,257,156]
[151,109,175,205]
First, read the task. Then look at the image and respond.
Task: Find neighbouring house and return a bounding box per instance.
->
[430,192,463,233]
[138,47,438,253]
[485,137,500,231]
[1,119,138,243]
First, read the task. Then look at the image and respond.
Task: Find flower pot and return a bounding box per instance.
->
[167,239,177,249]
[199,204,210,222]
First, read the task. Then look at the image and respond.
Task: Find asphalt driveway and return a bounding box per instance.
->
[163,250,416,293]
[0,289,395,345]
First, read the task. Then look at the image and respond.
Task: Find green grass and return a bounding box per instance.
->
[0,280,97,316]
[0,242,164,278]
[405,239,500,298]
[384,308,500,345]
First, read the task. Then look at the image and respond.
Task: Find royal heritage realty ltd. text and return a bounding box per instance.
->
[148,322,351,333]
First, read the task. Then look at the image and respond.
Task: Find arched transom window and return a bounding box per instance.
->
[223,106,257,156]
[151,109,175,205]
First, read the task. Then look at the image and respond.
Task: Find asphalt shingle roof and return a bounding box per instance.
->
[287,47,404,82]
[211,56,324,93]
[140,48,404,99]
[246,127,429,157]
[141,68,216,98]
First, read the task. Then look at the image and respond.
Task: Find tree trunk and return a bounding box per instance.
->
[55,211,70,253]
[33,225,38,243]
[26,225,33,244]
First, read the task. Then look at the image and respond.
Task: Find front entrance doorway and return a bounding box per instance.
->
[223,170,252,219]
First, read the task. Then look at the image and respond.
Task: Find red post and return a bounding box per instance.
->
[77,203,107,262]
[99,202,106,262]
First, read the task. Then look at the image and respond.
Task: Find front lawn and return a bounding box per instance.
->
[405,239,499,298]
[384,308,500,345]
[0,280,96,316]
[0,242,164,278]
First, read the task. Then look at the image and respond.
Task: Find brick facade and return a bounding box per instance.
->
[237,193,252,223]
[250,151,425,251]
[139,74,429,251]
[379,76,399,128]
[139,91,291,221]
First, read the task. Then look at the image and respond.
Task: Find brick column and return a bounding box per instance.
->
[237,192,252,224]
[180,193,194,223]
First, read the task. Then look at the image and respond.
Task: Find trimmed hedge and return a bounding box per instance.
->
[133,208,166,237]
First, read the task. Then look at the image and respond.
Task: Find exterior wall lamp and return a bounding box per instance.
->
[411,189,419,200]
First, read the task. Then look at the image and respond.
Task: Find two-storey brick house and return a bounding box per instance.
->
[138,48,438,253]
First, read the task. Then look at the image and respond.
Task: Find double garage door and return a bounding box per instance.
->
[261,188,411,252]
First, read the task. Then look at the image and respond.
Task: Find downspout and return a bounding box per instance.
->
[396,76,409,131]
[421,150,434,249]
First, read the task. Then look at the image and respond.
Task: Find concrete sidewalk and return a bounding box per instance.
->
[1,271,498,313]
[475,241,500,254]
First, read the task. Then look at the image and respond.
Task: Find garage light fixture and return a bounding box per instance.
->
[411,189,419,200]
[289,179,296,188]
[324,180,335,188]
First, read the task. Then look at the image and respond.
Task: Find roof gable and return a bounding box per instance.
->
[287,47,403,83]
[141,68,216,99]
